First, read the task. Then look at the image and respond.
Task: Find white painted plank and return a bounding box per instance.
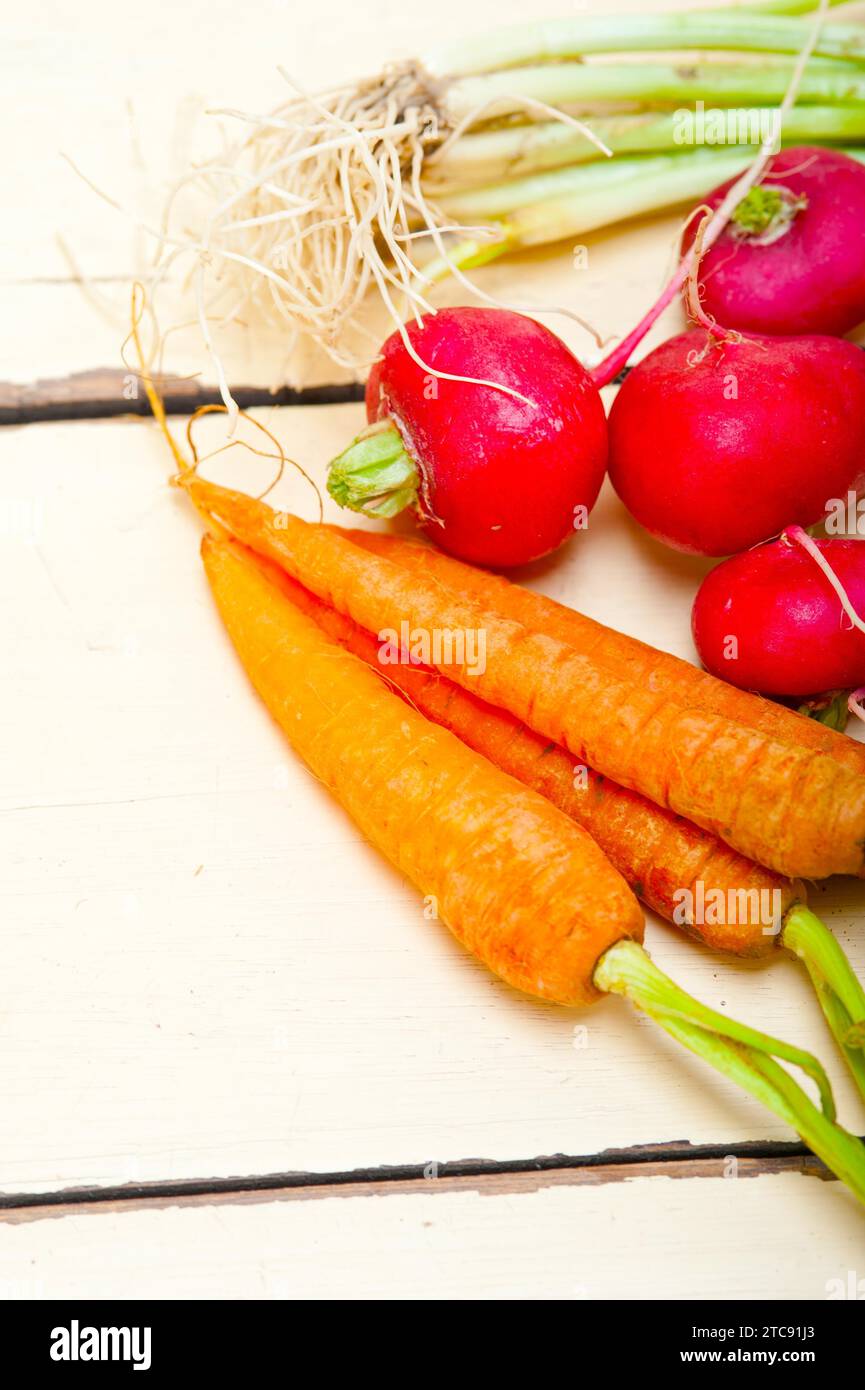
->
[1,1171,863,1300]
[1,413,863,1195]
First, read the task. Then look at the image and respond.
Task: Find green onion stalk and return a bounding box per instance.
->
[424,105,865,191]
[425,10,865,79]
[739,0,849,14]
[424,144,865,302]
[441,59,865,126]
[741,0,850,12]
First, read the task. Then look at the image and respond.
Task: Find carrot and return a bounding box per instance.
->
[344,528,865,778]
[201,531,865,1206]
[249,547,865,1103]
[201,533,642,1008]
[255,548,788,955]
[183,476,865,882]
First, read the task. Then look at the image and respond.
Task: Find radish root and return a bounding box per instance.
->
[783,525,865,637]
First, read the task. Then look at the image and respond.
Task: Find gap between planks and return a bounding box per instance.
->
[0,367,632,425]
[0,1141,837,1225]
[0,370,366,425]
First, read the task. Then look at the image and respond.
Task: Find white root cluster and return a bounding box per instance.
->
[145,61,614,415]
[135,4,833,416]
[148,63,516,410]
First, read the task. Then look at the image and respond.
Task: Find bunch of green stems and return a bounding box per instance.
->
[153,0,865,395]
[415,1,865,271]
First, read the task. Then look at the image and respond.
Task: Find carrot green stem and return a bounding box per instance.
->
[595,939,865,1207]
[660,1014,865,1206]
[596,939,835,1118]
[327,421,418,519]
[782,904,865,1105]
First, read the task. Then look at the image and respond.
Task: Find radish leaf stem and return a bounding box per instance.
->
[328,422,420,519]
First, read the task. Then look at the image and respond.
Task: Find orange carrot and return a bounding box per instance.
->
[131,300,865,1195]
[255,546,793,957]
[200,531,865,1205]
[259,554,865,1101]
[202,532,642,1007]
[344,528,865,778]
[184,476,865,882]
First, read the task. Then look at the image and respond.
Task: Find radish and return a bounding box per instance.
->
[325,110,835,568]
[681,146,865,338]
[326,307,608,568]
[607,328,865,557]
[692,534,865,703]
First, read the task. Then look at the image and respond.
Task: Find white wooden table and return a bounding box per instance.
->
[3,0,865,1299]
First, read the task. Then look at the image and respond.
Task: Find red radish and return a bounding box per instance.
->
[607,328,865,557]
[327,307,607,568]
[325,134,843,568]
[681,147,865,339]
[693,535,865,698]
